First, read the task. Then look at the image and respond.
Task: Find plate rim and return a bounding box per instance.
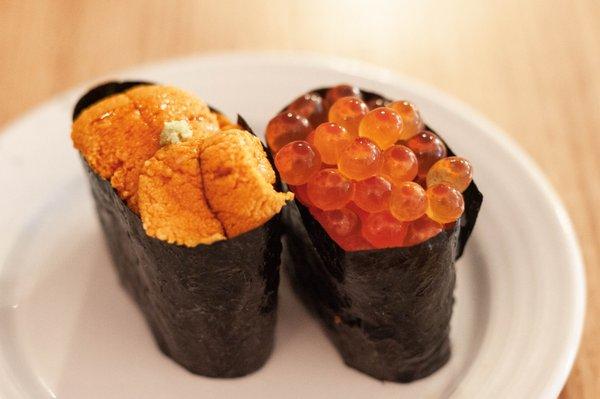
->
[0,51,586,399]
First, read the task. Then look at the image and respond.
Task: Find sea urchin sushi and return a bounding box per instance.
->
[71,82,293,378]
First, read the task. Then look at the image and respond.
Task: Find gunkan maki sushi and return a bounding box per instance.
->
[71,82,293,377]
[266,84,483,382]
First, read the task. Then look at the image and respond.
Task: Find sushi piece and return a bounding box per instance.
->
[71,82,293,378]
[267,85,483,382]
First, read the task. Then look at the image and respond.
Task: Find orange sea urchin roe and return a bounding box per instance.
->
[353,176,392,213]
[425,184,464,224]
[388,100,423,139]
[74,86,293,247]
[358,107,404,150]
[426,156,473,192]
[313,122,352,165]
[406,131,447,178]
[338,137,383,180]
[306,168,355,210]
[381,144,418,185]
[275,141,322,185]
[72,93,147,181]
[126,85,219,134]
[200,130,294,237]
[72,85,219,212]
[389,181,427,222]
[137,129,292,246]
[266,112,312,153]
[328,96,369,136]
[138,141,226,246]
[215,113,239,131]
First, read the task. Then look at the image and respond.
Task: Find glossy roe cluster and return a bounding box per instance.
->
[268,84,473,251]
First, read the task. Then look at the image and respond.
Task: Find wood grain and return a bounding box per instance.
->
[0,0,598,396]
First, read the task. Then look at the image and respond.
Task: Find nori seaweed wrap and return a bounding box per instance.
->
[71,82,292,378]
[271,86,483,382]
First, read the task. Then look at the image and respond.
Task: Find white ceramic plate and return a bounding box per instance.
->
[0,53,585,399]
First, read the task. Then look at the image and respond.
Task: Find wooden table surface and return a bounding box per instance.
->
[1,0,598,397]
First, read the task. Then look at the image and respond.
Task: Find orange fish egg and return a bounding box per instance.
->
[426,156,473,192]
[287,92,327,126]
[336,234,374,251]
[358,107,404,150]
[307,168,355,210]
[337,137,383,180]
[361,211,408,248]
[324,84,361,109]
[425,184,465,224]
[381,144,419,185]
[313,122,353,165]
[306,129,316,146]
[404,216,443,246]
[389,181,427,222]
[274,141,321,186]
[405,131,447,178]
[388,100,423,140]
[319,207,361,239]
[353,175,392,213]
[365,96,388,110]
[266,112,312,153]
[328,96,369,136]
[291,184,313,206]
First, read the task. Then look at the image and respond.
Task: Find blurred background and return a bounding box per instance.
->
[0,0,598,397]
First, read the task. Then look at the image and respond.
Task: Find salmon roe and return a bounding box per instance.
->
[353,176,392,213]
[388,100,423,139]
[381,144,418,185]
[319,207,361,239]
[338,137,383,180]
[287,93,327,126]
[328,97,369,136]
[266,112,312,153]
[406,131,447,178]
[389,181,427,222]
[358,107,404,150]
[324,84,361,108]
[404,216,443,246]
[425,184,465,224]
[268,85,472,250]
[313,122,352,165]
[306,168,355,210]
[274,141,321,186]
[426,156,473,192]
[362,212,408,248]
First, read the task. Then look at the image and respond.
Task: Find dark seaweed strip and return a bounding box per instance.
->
[84,161,282,377]
[72,81,153,120]
[236,114,253,133]
[279,86,483,382]
[74,81,284,377]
